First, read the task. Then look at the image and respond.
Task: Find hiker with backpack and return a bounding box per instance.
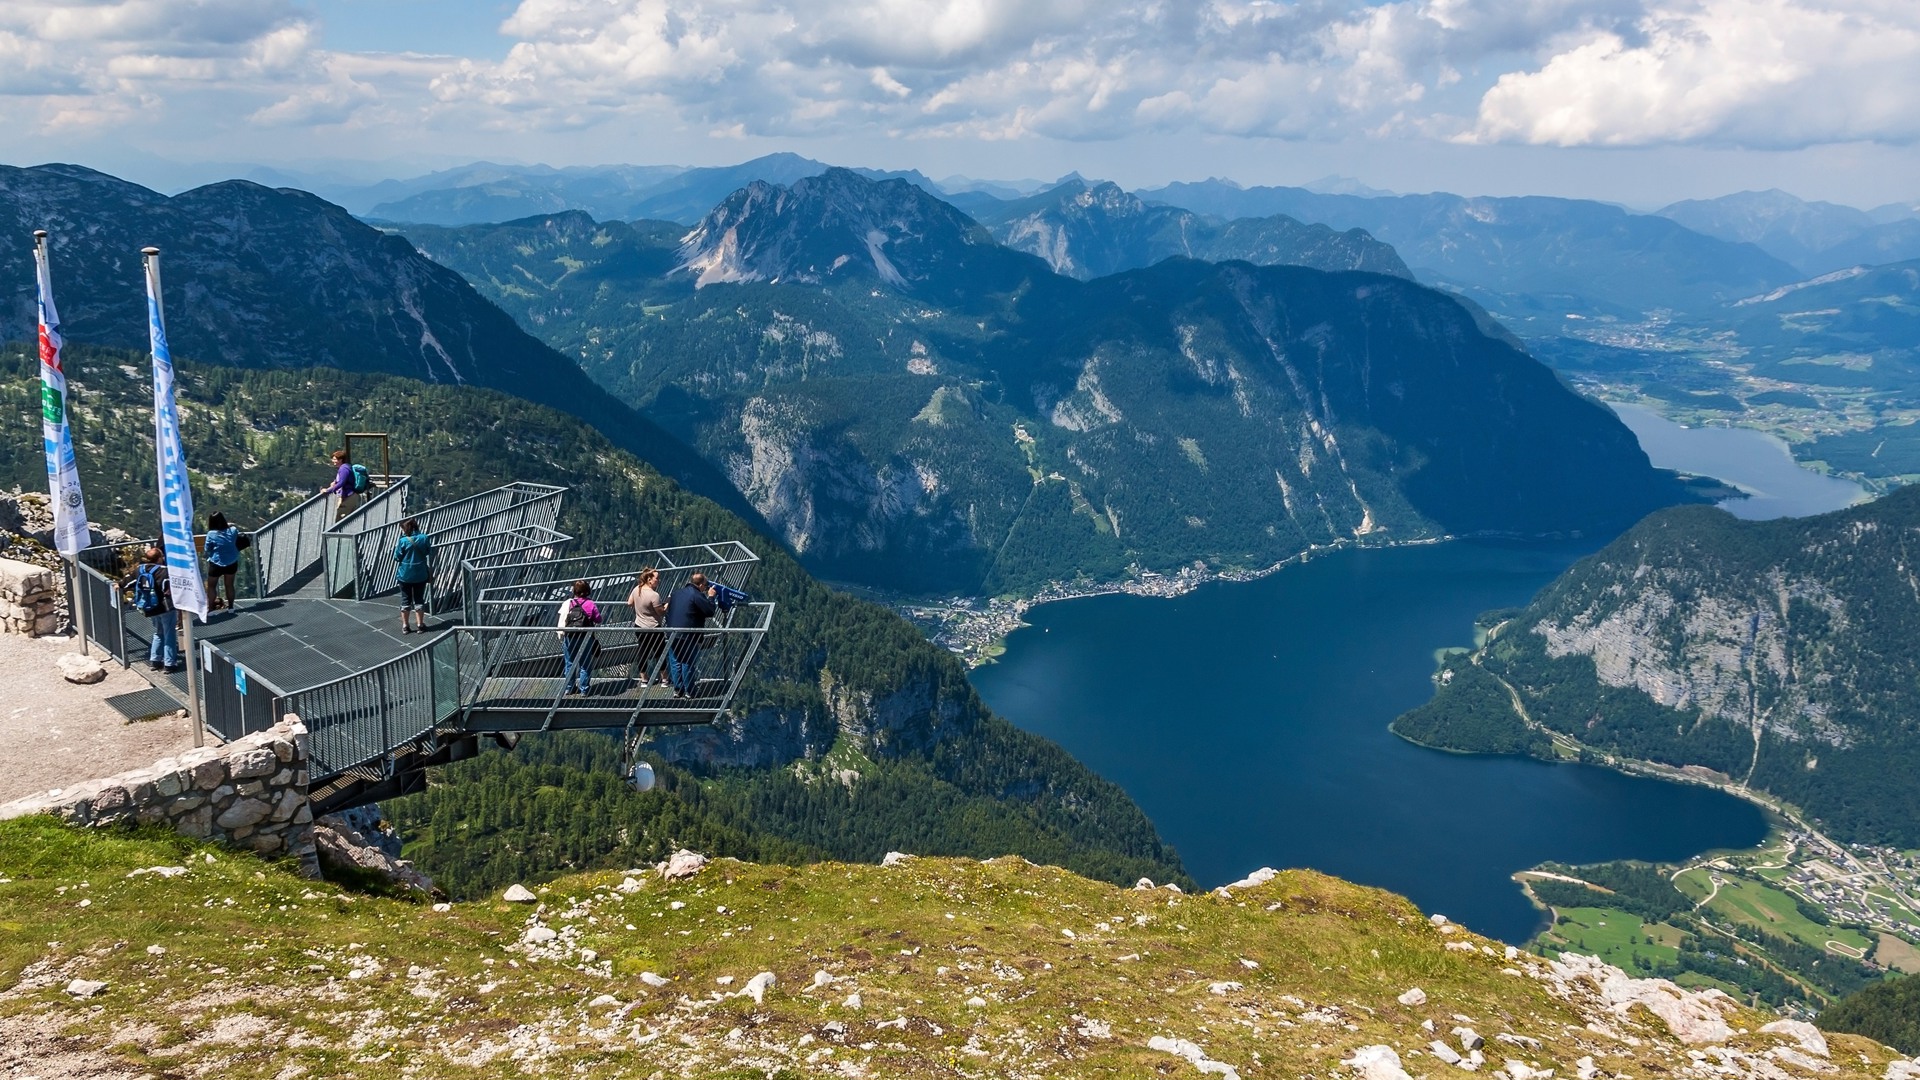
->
[204,511,245,612]
[392,518,433,634]
[320,449,372,520]
[122,545,182,672]
[554,579,602,696]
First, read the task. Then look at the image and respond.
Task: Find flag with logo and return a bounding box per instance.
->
[144,249,207,620]
[33,234,91,558]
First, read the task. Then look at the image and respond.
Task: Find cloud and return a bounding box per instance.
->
[1471,0,1920,147]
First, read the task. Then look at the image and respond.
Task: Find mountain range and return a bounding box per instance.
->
[1657,189,1920,276]
[406,168,1690,595]
[1396,486,1920,848]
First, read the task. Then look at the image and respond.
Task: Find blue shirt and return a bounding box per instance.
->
[392,533,433,584]
[205,526,241,567]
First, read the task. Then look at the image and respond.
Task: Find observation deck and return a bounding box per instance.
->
[69,476,772,813]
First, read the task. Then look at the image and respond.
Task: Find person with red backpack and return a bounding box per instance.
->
[554,579,602,696]
[121,545,181,672]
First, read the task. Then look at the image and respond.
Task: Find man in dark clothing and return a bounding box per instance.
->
[663,572,718,698]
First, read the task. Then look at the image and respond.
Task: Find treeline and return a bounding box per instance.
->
[1820,975,1920,1055]
[1530,862,1690,923]
[1391,658,1550,757]
[0,343,1188,893]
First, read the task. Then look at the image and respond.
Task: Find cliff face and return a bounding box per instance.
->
[1405,487,1920,846]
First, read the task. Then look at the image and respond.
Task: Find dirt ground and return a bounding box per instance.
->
[0,630,197,806]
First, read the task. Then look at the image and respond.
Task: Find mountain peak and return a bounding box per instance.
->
[675,167,990,290]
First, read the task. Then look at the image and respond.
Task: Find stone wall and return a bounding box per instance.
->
[0,717,317,872]
[0,557,60,637]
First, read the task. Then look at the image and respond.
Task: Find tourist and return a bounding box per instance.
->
[555,579,602,696]
[319,449,362,520]
[626,566,666,687]
[122,545,181,673]
[203,511,243,612]
[392,518,433,634]
[664,571,718,699]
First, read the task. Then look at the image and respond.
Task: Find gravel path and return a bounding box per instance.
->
[0,631,197,805]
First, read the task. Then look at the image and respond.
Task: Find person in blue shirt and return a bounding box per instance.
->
[391,518,433,634]
[204,511,243,612]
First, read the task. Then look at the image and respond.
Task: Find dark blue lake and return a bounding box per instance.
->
[970,540,1769,944]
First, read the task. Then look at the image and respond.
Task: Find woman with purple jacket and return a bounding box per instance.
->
[319,449,359,520]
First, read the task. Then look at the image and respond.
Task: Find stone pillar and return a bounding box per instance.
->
[0,557,60,637]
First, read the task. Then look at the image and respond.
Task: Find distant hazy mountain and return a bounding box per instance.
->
[1803,220,1920,276]
[1141,180,1799,326]
[972,179,1409,281]
[365,164,688,225]
[1725,260,1920,389]
[1656,189,1875,271]
[0,163,749,517]
[407,169,1688,595]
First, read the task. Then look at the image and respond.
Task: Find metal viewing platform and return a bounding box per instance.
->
[68,475,772,813]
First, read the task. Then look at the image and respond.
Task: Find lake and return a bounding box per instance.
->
[970,540,1770,944]
[1610,402,1867,519]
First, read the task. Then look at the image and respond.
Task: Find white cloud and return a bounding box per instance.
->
[1471,0,1920,147]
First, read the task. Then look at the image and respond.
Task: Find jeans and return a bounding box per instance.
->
[561,635,594,694]
[666,634,699,695]
[149,610,180,668]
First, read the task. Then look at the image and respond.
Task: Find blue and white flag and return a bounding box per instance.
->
[144,249,207,621]
[34,233,91,558]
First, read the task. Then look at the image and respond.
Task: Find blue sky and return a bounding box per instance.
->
[3,0,1916,209]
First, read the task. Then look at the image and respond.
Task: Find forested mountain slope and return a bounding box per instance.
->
[0,163,750,522]
[1396,487,1920,846]
[0,342,1185,895]
[408,169,1691,595]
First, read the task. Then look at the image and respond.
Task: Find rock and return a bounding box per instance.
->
[1219,867,1278,892]
[1454,1027,1486,1051]
[146,945,166,956]
[125,865,188,879]
[740,971,775,1004]
[1576,1056,1599,1080]
[1886,1062,1920,1080]
[1134,877,1156,890]
[661,849,708,881]
[1430,913,1451,926]
[846,992,864,1009]
[616,876,643,894]
[1430,1041,1463,1066]
[64,978,107,999]
[1547,953,1736,1044]
[1398,987,1428,1006]
[523,926,558,945]
[1761,1019,1829,1058]
[214,798,272,831]
[812,969,836,988]
[502,884,537,903]
[964,996,984,1008]
[589,993,620,1007]
[1342,1044,1412,1080]
[1446,941,1477,952]
[1152,1035,1242,1079]
[1496,1034,1542,1051]
[56,652,106,684]
[1503,1061,1552,1080]
[432,902,451,912]
[226,747,279,780]
[881,851,914,867]
[1207,981,1243,995]
[639,971,670,987]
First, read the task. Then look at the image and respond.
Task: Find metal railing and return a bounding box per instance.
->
[252,486,370,598]
[421,524,573,615]
[323,477,415,598]
[465,540,761,625]
[69,558,132,668]
[330,482,563,601]
[284,631,463,781]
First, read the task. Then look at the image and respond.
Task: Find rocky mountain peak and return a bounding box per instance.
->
[676,167,988,290]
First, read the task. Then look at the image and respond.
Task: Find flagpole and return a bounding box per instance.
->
[34,229,92,652]
[143,247,204,748]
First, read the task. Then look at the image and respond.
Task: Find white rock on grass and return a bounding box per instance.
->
[661,849,708,881]
[1760,1019,1830,1058]
[739,972,775,1005]
[881,851,914,867]
[502,884,537,903]
[1398,987,1428,1007]
[523,926,558,945]
[1342,1044,1413,1080]
[1207,981,1243,995]
[1576,1056,1599,1080]
[1430,1041,1463,1066]
[1503,1060,1552,1080]
[1134,877,1157,890]
[1217,867,1278,893]
[1150,1035,1241,1079]
[639,972,670,988]
[126,865,188,879]
[64,978,107,998]
[845,992,864,1009]
[616,876,643,894]
[1454,1027,1486,1051]
[1886,1062,1920,1080]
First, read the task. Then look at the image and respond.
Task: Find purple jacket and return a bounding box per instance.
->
[322,463,353,496]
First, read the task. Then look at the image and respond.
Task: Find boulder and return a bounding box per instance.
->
[1342,1045,1412,1080]
[1760,1019,1829,1058]
[64,978,108,999]
[1398,987,1428,1007]
[502,883,537,903]
[1430,1041,1463,1066]
[881,851,914,867]
[662,849,708,881]
[56,652,107,685]
[740,971,775,1005]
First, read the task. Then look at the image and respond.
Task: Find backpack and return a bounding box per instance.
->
[564,598,600,629]
[132,564,169,616]
[349,464,371,494]
[235,530,252,551]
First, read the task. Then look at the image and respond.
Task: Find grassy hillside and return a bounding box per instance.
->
[4,816,1907,1079]
[0,341,1184,894]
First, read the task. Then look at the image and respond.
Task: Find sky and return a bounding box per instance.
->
[1,0,1916,209]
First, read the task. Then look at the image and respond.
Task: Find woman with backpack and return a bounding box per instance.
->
[392,518,433,634]
[121,546,181,672]
[554,579,602,696]
[319,449,370,520]
[204,511,244,612]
